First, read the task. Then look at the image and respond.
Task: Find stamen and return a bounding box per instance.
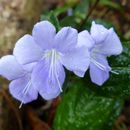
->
[91,58,120,75]
[56,74,63,92]
[18,80,31,109]
[22,80,31,95]
[111,70,119,75]
[54,51,63,92]
[19,102,23,109]
[49,50,55,79]
[44,50,63,92]
[91,59,107,71]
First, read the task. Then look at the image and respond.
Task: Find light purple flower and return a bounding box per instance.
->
[78,21,123,86]
[13,21,90,100]
[0,55,38,104]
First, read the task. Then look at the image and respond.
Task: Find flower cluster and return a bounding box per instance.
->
[0,21,122,105]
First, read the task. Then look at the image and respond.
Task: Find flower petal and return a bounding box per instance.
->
[89,63,109,86]
[90,54,110,86]
[9,74,38,104]
[13,34,43,65]
[54,27,78,52]
[62,47,90,77]
[78,30,95,50]
[96,28,123,55]
[32,21,56,49]
[32,59,65,100]
[74,70,86,77]
[90,21,109,44]
[23,62,37,72]
[0,55,25,80]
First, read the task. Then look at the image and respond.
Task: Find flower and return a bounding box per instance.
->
[78,21,123,86]
[13,21,90,100]
[0,55,38,104]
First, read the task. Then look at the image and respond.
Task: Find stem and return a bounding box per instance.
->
[79,0,100,30]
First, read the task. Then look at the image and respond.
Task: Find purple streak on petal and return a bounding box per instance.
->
[62,47,90,77]
[96,28,123,55]
[13,34,43,65]
[0,55,25,80]
[90,21,109,44]
[32,21,56,50]
[9,74,38,104]
[78,30,95,50]
[31,59,65,100]
[54,27,78,53]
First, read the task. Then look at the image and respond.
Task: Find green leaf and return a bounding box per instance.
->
[53,80,123,130]
[60,0,90,28]
[85,42,130,98]
[60,16,77,28]
[74,0,90,23]
[41,11,61,32]
[64,0,79,5]
[99,0,123,11]
[53,5,73,16]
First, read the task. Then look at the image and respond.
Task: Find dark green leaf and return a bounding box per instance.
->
[53,80,123,130]
[53,5,73,16]
[60,16,77,27]
[99,0,123,11]
[74,0,90,23]
[60,0,90,28]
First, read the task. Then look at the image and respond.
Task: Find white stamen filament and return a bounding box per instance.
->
[19,80,31,108]
[54,53,63,92]
[91,58,107,71]
[19,102,23,109]
[91,58,119,75]
[111,70,119,75]
[48,50,55,79]
[45,49,63,92]
[22,80,31,94]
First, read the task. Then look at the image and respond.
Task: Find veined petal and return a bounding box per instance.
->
[90,21,109,44]
[62,47,90,77]
[9,74,38,104]
[90,54,111,85]
[0,55,25,80]
[96,28,123,55]
[13,34,43,65]
[31,59,65,100]
[78,30,95,50]
[54,27,78,52]
[32,21,56,49]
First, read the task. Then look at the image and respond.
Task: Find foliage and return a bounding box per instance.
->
[53,80,123,130]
